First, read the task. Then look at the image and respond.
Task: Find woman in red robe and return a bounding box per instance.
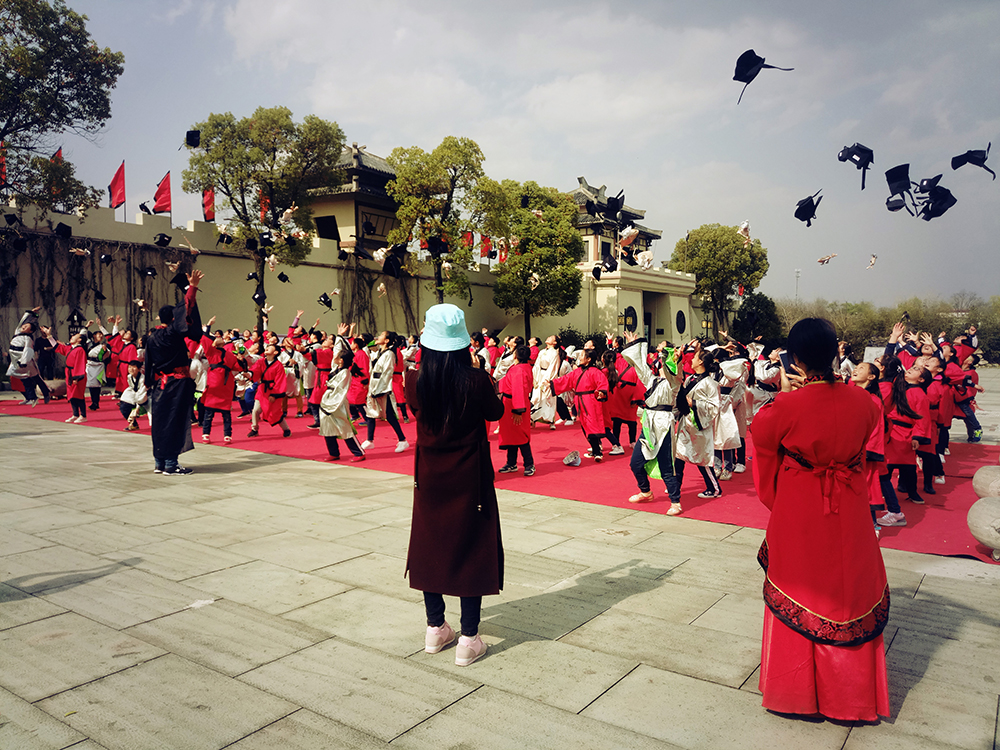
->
[548,340,609,461]
[50,329,89,423]
[497,346,535,476]
[751,318,889,722]
[247,344,290,437]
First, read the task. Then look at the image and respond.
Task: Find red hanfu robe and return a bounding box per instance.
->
[751,381,889,721]
[882,382,932,466]
[348,347,370,407]
[551,365,608,438]
[57,343,87,400]
[392,351,406,405]
[308,346,334,406]
[115,341,137,392]
[200,336,242,411]
[608,363,642,423]
[856,386,886,506]
[498,362,533,448]
[252,357,287,426]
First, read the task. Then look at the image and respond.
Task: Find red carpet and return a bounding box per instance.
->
[3,397,998,564]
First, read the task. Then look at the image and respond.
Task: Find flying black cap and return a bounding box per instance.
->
[338,248,349,261]
[153,233,171,247]
[886,197,912,214]
[794,190,822,226]
[3,213,21,226]
[169,272,188,289]
[917,185,957,221]
[259,233,274,248]
[838,143,874,190]
[318,292,333,309]
[733,49,794,104]
[592,265,602,281]
[277,272,291,283]
[99,253,113,265]
[185,130,200,148]
[93,287,106,301]
[951,143,995,180]
[245,238,258,253]
[252,284,266,306]
[885,164,913,196]
[216,231,233,246]
[425,236,447,259]
[55,222,72,239]
[601,253,618,273]
[140,266,157,278]
[246,271,258,282]
[916,174,942,193]
[12,237,27,251]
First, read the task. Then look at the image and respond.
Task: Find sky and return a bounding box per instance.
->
[55,0,1000,307]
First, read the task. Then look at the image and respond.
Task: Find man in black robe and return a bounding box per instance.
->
[145,269,203,475]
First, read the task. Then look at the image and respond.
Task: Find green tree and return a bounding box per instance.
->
[385,136,485,304]
[668,224,769,330]
[182,106,345,328]
[0,0,124,213]
[730,291,782,342]
[476,179,584,339]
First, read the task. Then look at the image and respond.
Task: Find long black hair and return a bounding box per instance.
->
[601,350,619,390]
[416,347,476,435]
[676,349,718,416]
[786,318,837,382]
[886,370,921,420]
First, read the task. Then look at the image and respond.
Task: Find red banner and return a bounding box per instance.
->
[480,236,491,259]
[202,188,215,222]
[108,161,125,209]
[153,172,171,214]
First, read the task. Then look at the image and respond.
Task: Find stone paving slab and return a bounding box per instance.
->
[125,598,329,676]
[0,582,67,631]
[392,684,679,750]
[224,530,368,572]
[0,525,54,556]
[312,551,422,604]
[102,538,252,581]
[0,505,100,535]
[93,499,208,527]
[886,627,1000,695]
[37,654,297,750]
[561,609,760,688]
[187,560,354,614]
[0,612,165,702]
[37,519,170,556]
[582,664,851,749]
[0,490,48,512]
[239,639,480,742]
[0,545,134,594]
[0,684,85,750]
[409,622,638,714]
[227,708,388,749]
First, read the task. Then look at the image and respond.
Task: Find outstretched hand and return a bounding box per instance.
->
[187,269,204,288]
[624,330,639,343]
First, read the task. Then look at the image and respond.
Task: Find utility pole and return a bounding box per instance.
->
[795,268,801,301]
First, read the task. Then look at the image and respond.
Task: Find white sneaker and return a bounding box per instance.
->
[74,416,87,424]
[938,454,945,464]
[395,440,409,453]
[934,476,946,485]
[564,419,574,426]
[609,445,625,455]
[493,427,499,434]
[455,634,487,666]
[945,448,950,456]
[733,463,746,474]
[554,419,564,426]
[718,469,733,481]
[361,440,373,450]
[65,416,77,423]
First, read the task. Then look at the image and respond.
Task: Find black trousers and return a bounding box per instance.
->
[423,592,482,636]
[505,444,534,467]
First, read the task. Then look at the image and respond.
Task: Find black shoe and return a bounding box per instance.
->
[282,429,292,438]
[524,466,535,477]
[908,493,925,505]
[498,464,517,474]
[923,484,936,495]
[247,428,258,437]
[165,466,193,476]
[307,422,320,429]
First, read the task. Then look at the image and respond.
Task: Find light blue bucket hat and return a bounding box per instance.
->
[421,303,470,352]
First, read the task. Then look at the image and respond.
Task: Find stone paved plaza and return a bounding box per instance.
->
[1,371,999,749]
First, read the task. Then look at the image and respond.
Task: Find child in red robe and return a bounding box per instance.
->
[497,346,535,476]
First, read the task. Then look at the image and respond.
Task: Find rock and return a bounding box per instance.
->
[967,497,1000,562]
[973,466,1000,499]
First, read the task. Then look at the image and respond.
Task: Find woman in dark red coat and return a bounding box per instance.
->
[405,303,504,667]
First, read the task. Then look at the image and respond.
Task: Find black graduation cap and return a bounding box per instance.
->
[318,292,333,310]
[604,190,624,219]
[733,49,794,105]
[284,235,297,248]
[92,286,106,302]
[247,272,258,281]
[425,236,447,258]
[245,238,258,253]
[12,237,27,252]
[592,264,602,281]
[952,143,995,180]
[917,185,957,221]
[886,197,910,213]
[3,213,21,226]
[885,164,916,215]
[169,272,188,289]
[185,130,200,148]
[362,220,376,235]
[259,233,274,248]
[140,266,157,278]
[838,143,875,190]
[601,253,618,274]
[277,272,291,283]
[55,222,72,239]
[252,284,266,306]
[620,246,637,266]
[153,233,171,247]
[338,248,349,261]
[794,190,822,227]
[383,243,408,278]
[216,231,233,246]
[353,239,375,261]
[520,195,530,209]
[139,202,152,215]
[916,174,942,193]
[99,253,113,265]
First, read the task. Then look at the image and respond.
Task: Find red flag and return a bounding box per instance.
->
[51,148,63,162]
[202,188,215,222]
[152,172,171,214]
[259,190,269,222]
[462,231,474,249]
[108,161,125,209]
[480,236,491,259]
[499,240,508,264]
